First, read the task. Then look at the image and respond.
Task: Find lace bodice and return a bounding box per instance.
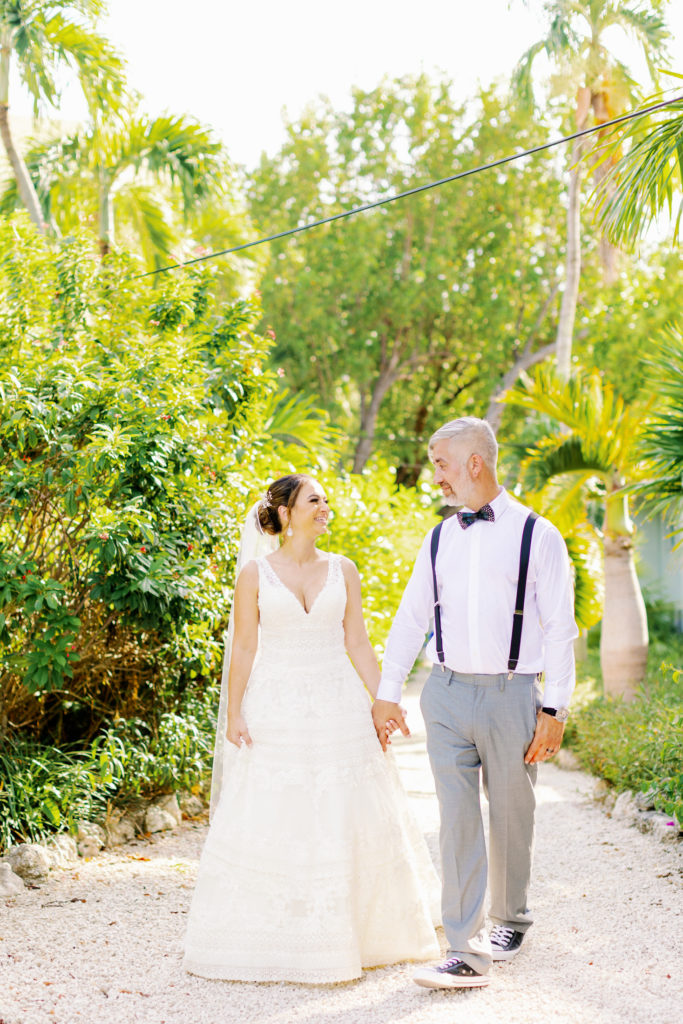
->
[255,553,346,659]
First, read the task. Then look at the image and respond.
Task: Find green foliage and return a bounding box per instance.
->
[0,216,327,744]
[320,462,436,651]
[0,0,126,117]
[594,89,683,248]
[0,690,215,849]
[635,327,683,527]
[250,77,567,476]
[566,661,683,823]
[0,109,235,269]
[580,247,683,404]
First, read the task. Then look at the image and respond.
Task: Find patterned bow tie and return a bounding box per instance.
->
[456,504,495,530]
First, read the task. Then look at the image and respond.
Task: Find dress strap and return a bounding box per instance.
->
[256,556,280,588]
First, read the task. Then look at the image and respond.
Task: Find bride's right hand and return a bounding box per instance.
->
[227,712,253,748]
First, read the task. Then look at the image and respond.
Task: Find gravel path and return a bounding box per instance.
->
[2,674,682,1024]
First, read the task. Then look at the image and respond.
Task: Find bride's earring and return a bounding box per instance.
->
[286,523,293,537]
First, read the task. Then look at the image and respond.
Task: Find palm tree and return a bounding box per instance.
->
[0,110,224,261]
[513,0,670,377]
[504,364,649,699]
[0,0,125,233]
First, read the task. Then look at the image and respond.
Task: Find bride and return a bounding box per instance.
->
[183,473,440,983]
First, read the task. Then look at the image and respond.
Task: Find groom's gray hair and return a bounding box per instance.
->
[428,417,498,473]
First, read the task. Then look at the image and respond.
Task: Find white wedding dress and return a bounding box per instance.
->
[183,553,440,983]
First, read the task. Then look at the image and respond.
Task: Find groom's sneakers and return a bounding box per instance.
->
[490,925,525,961]
[413,956,491,989]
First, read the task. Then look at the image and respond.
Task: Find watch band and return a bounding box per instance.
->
[542,706,569,722]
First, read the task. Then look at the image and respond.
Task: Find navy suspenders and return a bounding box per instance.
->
[507,512,538,673]
[429,511,538,674]
[430,521,445,667]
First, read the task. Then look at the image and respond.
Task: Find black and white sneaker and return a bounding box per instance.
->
[413,956,491,989]
[490,925,525,961]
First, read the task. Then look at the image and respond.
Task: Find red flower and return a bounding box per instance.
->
[140,546,147,554]
[187,543,193,552]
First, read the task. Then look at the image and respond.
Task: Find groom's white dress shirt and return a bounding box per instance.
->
[377,488,579,709]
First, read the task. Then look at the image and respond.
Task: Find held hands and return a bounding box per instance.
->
[227,712,253,748]
[372,699,410,752]
[524,710,565,765]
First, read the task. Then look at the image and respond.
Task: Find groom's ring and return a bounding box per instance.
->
[546,747,555,753]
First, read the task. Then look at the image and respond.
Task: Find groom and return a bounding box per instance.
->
[372,417,578,989]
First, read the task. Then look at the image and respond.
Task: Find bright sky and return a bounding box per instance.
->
[8,0,683,168]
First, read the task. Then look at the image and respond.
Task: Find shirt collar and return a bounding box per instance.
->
[463,486,509,518]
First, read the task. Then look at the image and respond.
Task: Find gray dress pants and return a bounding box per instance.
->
[420,665,541,974]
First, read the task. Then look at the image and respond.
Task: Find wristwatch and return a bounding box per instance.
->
[541,706,570,722]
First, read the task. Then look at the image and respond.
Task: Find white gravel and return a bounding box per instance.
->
[1,675,682,1024]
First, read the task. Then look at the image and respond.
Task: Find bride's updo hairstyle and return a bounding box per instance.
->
[257,474,310,535]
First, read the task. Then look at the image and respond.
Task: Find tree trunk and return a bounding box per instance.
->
[591,90,619,286]
[599,488,648,700]
[98,172,114,255]
[0,36,46,234]
[555,135,582,380]
[352,359,401,474]
[486,341,556,433]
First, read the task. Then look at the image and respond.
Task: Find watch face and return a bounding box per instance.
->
[556,707,570,722]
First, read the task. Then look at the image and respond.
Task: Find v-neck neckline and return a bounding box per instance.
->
[263,555,333,616]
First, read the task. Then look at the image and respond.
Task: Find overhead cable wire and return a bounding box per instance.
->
[134,92,683,281]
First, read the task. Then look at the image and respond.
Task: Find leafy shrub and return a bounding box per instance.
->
[0,220,286,744]
[565,662,683,822]
[0,690,216,849]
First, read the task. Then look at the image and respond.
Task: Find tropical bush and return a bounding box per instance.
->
[566,660,683,824]
[0,218,287,747]
[0,690,215,849]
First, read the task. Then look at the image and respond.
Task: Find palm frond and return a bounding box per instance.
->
[511,40,549,111]
[593,96,683,247]
[41,12,126,114]
[261,389,340,460]
[614,4,671,83]
[520,434,607,493]
[634,327,683,521]
[504,364,643,473]
[565,524,604,630]
[114,183,178,268]
[109,115,223,211]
